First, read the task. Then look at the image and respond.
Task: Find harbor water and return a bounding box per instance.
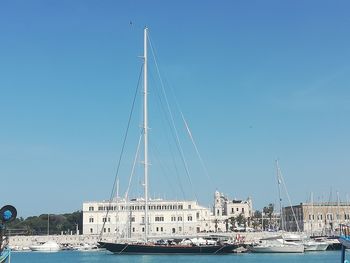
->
[11,250,341,263]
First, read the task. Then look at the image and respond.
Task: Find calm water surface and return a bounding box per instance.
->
[10,250,342,263]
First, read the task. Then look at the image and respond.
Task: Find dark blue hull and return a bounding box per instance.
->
[99,241,237,254]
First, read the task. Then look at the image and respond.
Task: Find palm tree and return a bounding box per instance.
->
[229,217,236,231]
[214,219,218,232]
[263,203,274,230]
[236,213,246,227]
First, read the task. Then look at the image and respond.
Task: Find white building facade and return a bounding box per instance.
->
[213,191,253,231]
[83,192,253,238]
[83,198,213,239]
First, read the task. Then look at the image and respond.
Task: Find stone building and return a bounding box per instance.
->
[82,191,254,237]
[82,198,213,238]
[213,191,253,231]
[283,202,350,235]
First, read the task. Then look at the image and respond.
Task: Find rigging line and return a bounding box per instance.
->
[147,33,198,202]
[149,139,185,199]
[180,112,214,186]
[148,33,214,191]
[277,162,301,233]
[149,69,187,200]
[125,133,143,201]
[99,63,144,240]
[110,63,144,199]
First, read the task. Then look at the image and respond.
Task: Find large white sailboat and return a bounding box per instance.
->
[98,27,237,254]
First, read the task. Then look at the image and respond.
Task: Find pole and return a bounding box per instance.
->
[341,245,345,263]
[143,27,149,242]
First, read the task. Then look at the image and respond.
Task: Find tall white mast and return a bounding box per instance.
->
[311,192,314,236]
[143,27,149,241]
[276,160,284,232]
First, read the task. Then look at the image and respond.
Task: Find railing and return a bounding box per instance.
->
[339,224,350,240]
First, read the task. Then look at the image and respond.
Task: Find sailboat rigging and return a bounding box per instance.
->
[98,27,237,254]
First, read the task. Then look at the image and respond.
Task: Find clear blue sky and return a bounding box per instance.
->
[1,1,350,217]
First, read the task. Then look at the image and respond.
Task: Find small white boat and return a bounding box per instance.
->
[284,233,329,251]
[29,240,61,252]
[73,243,99,251]
[250,236,304,253]
[303,240,329,251]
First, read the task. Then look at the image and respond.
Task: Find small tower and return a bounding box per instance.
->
[214,191,223,217]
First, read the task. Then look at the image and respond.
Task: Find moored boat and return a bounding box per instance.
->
[250,235,304,253]
[99,241,237,254]
[29,240,61,252]
[303,240,329,251]
[98,27,239,255]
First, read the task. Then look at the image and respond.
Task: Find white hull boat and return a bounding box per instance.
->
[303,240,329,251]
[251,244,304,253]
[29,240,61,252]
[251,236,304,253]
[73,243,99,251]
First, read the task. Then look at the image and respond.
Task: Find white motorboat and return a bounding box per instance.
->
[303,240,329,251]
[73,243,99,251]
[29,240,61,252]
[284,233,329,251]
[250,235,304,253]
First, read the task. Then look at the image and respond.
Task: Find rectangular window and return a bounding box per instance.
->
[188,215,192,221]
[178,216,182,221]
[89,218,94,223]
[188,205,192,209]
[89,206,94,211]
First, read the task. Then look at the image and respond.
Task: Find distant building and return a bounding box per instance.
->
[82,199,212,238]
[283,202,350,235]
[82,191,253,237]
[213,191,253,231]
